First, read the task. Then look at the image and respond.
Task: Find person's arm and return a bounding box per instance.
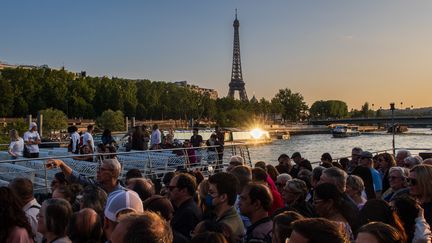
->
[48,159,73,177]
[35,132,41,144]
[48,159,96,186]
[413,207,432,243]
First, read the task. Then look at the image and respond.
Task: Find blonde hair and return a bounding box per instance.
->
[346,175,364,195]
[410,164,432,202]
[9,129,20,141]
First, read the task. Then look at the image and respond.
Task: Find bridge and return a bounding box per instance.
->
[309,116,432,127]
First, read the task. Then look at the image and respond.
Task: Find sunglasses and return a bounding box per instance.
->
[407,178,418,186]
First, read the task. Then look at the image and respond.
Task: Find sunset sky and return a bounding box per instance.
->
[1,1,432,110]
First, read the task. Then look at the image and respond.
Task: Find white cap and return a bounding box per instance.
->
[104,189,143,222]
[29,122,37,130]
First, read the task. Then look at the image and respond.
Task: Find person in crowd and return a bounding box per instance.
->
[358,151,383,197]
[35,172,70,204]
[52,184,82,212]
[9,177,43,242]
[226,155,245,172]
[183,139,197,164]
[206,134,223,166]
[290,152,303,177]
[396,149,412,167]
[197,179,210,214]
[275,154,292,174]
[277,179,315,218]
[130,126,145,150]
[423,158,432,166]
[377,153,397,193]
[190,128,203,148]
[215,125,225,162]
[67,126,80,154]
[239,183,273,243]
[110,212,173,243]
[390,196,432,243]
[229,165,253,228]
[409,164,432,226]
[313,183,358,240]
[275,173,292,194]
[346,175,367,209]
[69,208,103,243]
[37,198,72,243]
[73,144,94,162]
[150,124,162,150]
[352,165,377,200]
[101,129,116,146]
[339,157,350,171]
[297,169,313,191]
[208,172,244,241]
[404,156,424,169]
[49,158,125,194]
[78,184,108,220]
[348,147,363,173]
[82,124,95,152]
[124,168,143,186]
[8,129,24,159]
[252,167,284,215]
[103,189,144,241]
[356,222,405,243]
[358,199,407,242]
[255,161,267,171]
[298,159,313,172]
[381,166,410,202]
[167,173,202,239]
[289,218,348,243]
[192,232,229,243]
[127,178,155,202]
[266,164,279,183]
[320,152,333,168]
[0,187,34,243]
[160,172,176,197]
[272,211,303,243]
[23,122,41,158]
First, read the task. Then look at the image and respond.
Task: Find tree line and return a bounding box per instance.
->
[0,67,376,128]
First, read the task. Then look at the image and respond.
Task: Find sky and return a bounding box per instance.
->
[1,1,432,110]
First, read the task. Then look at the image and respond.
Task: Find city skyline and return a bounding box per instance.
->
[1,1,432,110]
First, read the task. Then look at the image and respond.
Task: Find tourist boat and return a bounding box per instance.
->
[387,124,408,133]
[331,124,360,138]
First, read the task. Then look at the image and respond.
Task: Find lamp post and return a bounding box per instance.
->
[390,102,395,155]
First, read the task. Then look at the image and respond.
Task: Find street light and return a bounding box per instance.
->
[390,102,395,155]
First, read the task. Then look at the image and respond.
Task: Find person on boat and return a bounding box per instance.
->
[275,153,292,174]
[351,165,377,200]
[101,129,116,147]
[182,139,197,164]
[289,218,348,243]
[356,222,405,243]
[320,152,334,168]
[206,133,223,164]
[404,156,423,169]
[8,129,24,159]
[190,128,203,148]
[377,153,396,193]
[272,211,304,243]
[23,122,41,158]
[226,155,245,172]
[37,198,73,243]
[381,166,410,202]
[229,165,253,229]
[289,152,303,177]
[82,124,95,153]
[275,173,292,195]
[348,147,363,173]
[359,151,383,198]
[276,178,315,218]
[396,149,411,167]
[68,208,103,243]
[409,164,432,226]
[73,145,94,162]
[150,124,162,150]
[346,175,367,209]
[48,158,125,194]
[67,126,80,154]
[0,187,35,243]
[207,172,245,242]
[252,167,284,215]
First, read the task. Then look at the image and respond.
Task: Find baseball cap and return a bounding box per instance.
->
[104,189,143,222]
[360,151,373,159]
[29,122,37,130]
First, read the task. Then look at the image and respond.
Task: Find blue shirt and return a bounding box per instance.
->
[370,168,383,192]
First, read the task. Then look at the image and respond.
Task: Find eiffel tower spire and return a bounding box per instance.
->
[227,9,248,101]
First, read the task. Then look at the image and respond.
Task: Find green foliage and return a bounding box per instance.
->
[272,88,308,122]
[96,110,125,131]
[0,118,28,146]
[310,100,348,119]
[39,108,68,135]
[0,75,14,116]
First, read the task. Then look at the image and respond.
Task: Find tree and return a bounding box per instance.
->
[39,108,68,136]
[272,88,308,122]
[96,110,125,131]
[310,100,348,119]
[0,76,14,116]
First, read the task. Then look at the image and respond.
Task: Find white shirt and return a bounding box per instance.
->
[23,131,41,153]
[151,129,161,146]
[9,138,24,157]
[82,132,94,151]
[23,198,43,243]
[70,132,80,153]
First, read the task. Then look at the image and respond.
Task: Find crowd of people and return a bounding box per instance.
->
[4,124,432,242]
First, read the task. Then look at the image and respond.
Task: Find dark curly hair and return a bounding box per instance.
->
[0,187,34,242]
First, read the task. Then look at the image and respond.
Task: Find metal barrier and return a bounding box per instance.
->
[0,144,251,193]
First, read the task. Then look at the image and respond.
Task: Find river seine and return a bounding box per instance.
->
[247,128,432,166]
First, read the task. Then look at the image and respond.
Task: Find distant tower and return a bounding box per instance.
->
[228,9,248,101]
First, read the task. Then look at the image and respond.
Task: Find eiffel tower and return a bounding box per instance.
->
[227,9,248,101]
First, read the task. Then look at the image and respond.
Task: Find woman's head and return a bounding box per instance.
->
[273,211,303,243]
[356,222,404,243]
[388,167,408,191]
[390,196,419,242]
[9,129,20,141]
[409,164,432,202]
[37,198,72,237]
[282,179,308,205]
[321,153,333,163]
[346,175,364,198]
[377,153,396,171]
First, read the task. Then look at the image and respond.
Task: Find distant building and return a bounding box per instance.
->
[0,60,51,70]
[174,80,218,99]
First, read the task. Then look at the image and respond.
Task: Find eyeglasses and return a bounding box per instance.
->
[407,178,418,186]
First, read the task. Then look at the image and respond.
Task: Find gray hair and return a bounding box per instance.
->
[229,155,245,165]
[285,179,308,200]
[323,167,348,192]
[397,150,411,158]
[404,156,423,167]
[103,158,122,177]
[389,166,409,178]
[276,173,292,183]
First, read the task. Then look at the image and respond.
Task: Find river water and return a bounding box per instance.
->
[247,128,432,166]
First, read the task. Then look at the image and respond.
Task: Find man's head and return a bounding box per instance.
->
[208,172,239,209]
[193,128,199,135]
[289,218,348,243]
[69,208,103,243]
[29,122,38,132]
[110,212,173,243]
[96,159,121,185]
[396,150,411,167]
[227,155,245,172]
[403,156,423,169]
[351,147,363,166]
[127,178,155,202]
[229,165,252,193]
[167,173,197,206]
[358,151,373,168]
[87,124,94,133]
[9,177,34,204]
[319,167,348,193]
[291,152,302,164]
[278,154,291,166]
[239,183,273,218]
